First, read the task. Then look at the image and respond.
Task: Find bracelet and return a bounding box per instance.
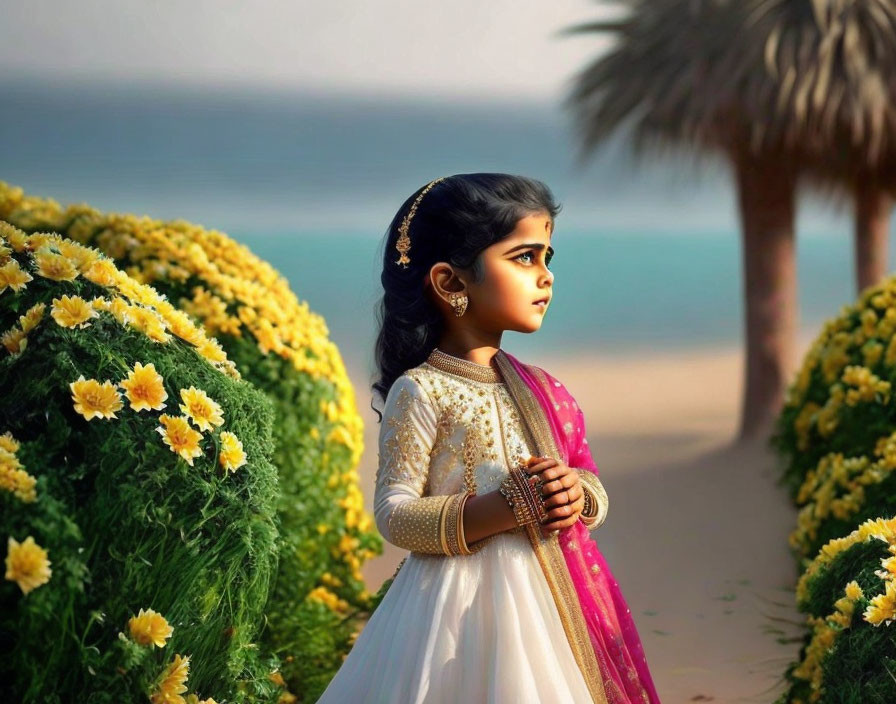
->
[499,470,534,526]
[581,487,595,518]
[512,468,549,523]
[456,492,474,555]
[499,468,548,527]
[575,469,608,528]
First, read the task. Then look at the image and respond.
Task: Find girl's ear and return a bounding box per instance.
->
[428,262,466,304]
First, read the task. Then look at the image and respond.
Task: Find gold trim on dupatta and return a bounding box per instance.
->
[493,350,609,704]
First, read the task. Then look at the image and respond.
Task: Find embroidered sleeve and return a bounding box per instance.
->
[575,468,609,530]
[373,375,473,555]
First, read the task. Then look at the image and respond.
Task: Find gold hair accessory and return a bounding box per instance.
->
[449,292,468,317]
[395,177,446,268]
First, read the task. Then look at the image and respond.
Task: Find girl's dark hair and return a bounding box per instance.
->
[371,172,561,421]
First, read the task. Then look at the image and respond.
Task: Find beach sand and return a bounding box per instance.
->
[354,337,813,702]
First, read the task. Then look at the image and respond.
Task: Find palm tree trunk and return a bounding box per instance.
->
[854,181,892,293]
[733,151,798,441]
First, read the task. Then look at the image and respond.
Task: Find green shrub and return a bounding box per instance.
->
[776,518,896,703]
[773,284,896,506]
[773,276,896,701]
[0,223,284,702]
[0,182,382,700]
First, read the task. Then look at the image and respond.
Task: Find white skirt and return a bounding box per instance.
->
[316,530,593,703]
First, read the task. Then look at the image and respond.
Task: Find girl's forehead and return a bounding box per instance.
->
[507,213,554,240]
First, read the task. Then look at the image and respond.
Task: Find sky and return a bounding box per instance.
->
[0,0,863,237]
[0,0,616,102]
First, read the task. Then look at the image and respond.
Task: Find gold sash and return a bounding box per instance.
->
[494,350,609,704]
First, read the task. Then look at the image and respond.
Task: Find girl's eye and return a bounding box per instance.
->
[515,250,552,269]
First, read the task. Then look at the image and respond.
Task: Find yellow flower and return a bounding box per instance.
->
[0,259,33,292]
[218,431,246,473]
[0,432,20,454]
[5,536,51,595]
[34,249,78,281]
[863,340,884,368]
[164,308,206,346]
[196,338,227,364]
[842,365,890,406]
[57,239,100,272]
[0,222,29,252]
[128,306,171,343]
[18,302,46,333]
[0,446,37,502]
[307,586,350,613]
[793,402,820,451]
[0,466,37,503]
[1,327,27,355]
[27,231,64,251]
[69,375,124,420]
[89,296,110,312]
[877,546,896,574]
[156,415,203,466]
[864,580,896,626]
[151,653,190,704]
[119,362,168,412]
[107,296,134,325]
[128,607,174,648]
[51,294,99,329]
[82,258,118,287]
[179,387,224,432]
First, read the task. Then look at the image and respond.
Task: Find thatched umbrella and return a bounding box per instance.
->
[563,0,896,439]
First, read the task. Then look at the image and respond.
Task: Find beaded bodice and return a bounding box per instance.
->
[377,347,535,498]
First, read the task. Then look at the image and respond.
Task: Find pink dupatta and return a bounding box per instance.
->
[501,350,661,704]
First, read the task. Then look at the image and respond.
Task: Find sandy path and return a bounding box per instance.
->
[354,340,813,702]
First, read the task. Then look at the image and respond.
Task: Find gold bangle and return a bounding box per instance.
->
[443,492,465,556]
[456,492,473,555]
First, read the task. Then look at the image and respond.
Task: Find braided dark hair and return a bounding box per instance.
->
[371,173,561,421]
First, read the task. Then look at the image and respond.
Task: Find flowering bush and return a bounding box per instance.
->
[771,276,896,560]
[0,182,380,699]
[773,275,896,702]
[777,518,896,703]
[0,222,285,702]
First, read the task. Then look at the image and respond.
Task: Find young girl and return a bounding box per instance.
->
[317,174,660,703]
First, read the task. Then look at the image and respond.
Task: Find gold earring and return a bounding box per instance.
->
[449,292,468,317]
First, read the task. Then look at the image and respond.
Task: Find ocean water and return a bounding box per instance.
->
[2,78,893,374]
[237,227,885,375]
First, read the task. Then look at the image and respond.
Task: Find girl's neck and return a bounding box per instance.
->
[434,342,501,368]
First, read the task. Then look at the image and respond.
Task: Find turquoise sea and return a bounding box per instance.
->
[2,78,894,374]
[237,228,890,374]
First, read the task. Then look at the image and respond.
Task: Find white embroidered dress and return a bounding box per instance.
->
[317,350,606,703]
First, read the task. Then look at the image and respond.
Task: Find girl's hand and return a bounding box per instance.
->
[522,456,585,536]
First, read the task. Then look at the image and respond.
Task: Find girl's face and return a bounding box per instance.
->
[465,212,554,334]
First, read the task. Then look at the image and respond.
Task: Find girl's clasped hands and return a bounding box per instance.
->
[521,455,585,537]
